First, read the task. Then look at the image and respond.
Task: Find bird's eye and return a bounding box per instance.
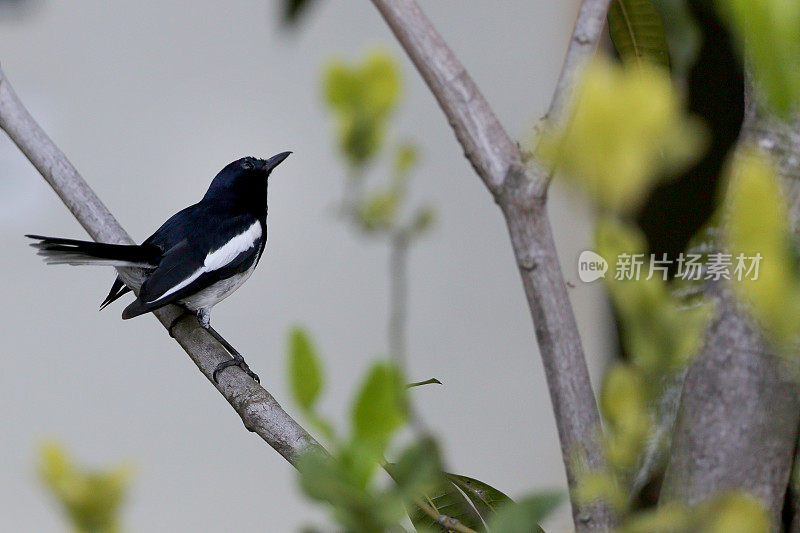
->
[242,161,254,170]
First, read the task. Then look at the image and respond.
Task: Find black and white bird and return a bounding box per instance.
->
[27,152,291,383]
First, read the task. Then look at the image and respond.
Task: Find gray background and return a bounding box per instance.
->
[0,1,611,530]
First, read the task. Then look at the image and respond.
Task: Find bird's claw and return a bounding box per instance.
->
[212,355,260,384]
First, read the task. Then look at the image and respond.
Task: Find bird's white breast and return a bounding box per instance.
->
[179,257,259,311]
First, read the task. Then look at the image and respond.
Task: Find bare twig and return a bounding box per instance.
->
[388,230,409,363]
[546,0,612,122]
[0,65,320,466]
[370,0,614,529]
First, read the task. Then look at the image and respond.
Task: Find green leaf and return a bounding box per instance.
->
[288,327,324,411]
[652,0,702,79]
[486,492,562,533]
[447,474,513,518]
[608,0,671,69]
[351,361,406,454]
[38,441,133,533]
[410,474,514,531]
[406,377,442,389]
[386,437,442,499]
[410,477,484,531]
[717,0,800,117]
[298,449,369,507]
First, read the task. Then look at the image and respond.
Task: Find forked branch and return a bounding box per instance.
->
[370,0,614,529]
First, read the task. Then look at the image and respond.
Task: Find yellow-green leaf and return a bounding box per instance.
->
[322,50,402,166]
[537,59,705,213]
[358,190,401,232]
[694,491,770,533]
[609,0,671,68]
[725,148,800,349]
[596,217,711,372]
[717,0,800,117]
[38,441,133,533]
[393,141,418,179]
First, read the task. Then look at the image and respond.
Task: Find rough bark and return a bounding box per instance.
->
[661,77,800,528]
[0,65,320,466]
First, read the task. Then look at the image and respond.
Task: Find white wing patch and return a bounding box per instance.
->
[147,221,262,304]
[204,220,262,271]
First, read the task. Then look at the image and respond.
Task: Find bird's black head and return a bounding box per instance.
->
[203,152,291,212]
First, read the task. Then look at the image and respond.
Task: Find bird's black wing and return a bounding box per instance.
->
[122,214,262,319]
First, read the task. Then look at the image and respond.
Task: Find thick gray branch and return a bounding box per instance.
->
[370,1,614,529]
[661,77,800,528]
[0,65,320,466]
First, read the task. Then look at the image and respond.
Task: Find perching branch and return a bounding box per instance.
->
[0,65,320,467]
[370,0,614,529]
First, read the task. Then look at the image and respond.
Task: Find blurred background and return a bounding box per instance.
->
[0,1,615,530]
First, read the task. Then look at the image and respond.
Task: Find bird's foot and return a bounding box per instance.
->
[212,355,260,384]
[167,311,188,338]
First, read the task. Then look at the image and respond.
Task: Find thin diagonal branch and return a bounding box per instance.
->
[546,0,613,122]
[0,65,320,467]
[370,1,614,529]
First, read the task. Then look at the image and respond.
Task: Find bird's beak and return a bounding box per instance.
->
[264,151,292,172]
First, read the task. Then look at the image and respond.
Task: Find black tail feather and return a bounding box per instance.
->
[26,235,161,267]
[100,276,132,310]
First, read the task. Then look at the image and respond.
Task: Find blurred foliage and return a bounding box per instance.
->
[717,0,800,117]
[651,0,702,81]
[486,493,561,533]
[597,219,712,375]
[581,218,711,511]
[322,51,435,242]
[281,0,318,26]
[608,0,671,68]
[287,326,559,532]
[725,148,800,352]
[537,58,705,212]
[615,491,769,532]
[324,50,402,168]
[38,441,133,533]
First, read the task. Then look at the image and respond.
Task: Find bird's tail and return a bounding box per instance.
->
[26,235,161,267]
